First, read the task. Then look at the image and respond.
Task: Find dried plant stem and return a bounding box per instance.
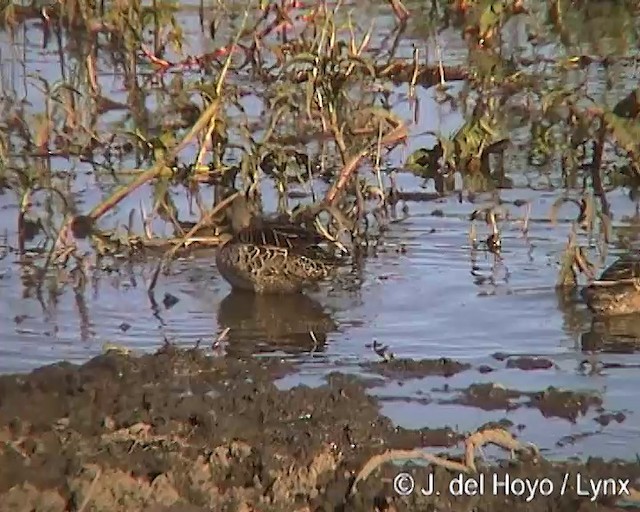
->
[590,115,610,242]
[374,121,386,205]
[410,46,419,95]
[325,123,407,205]
[147,191,240,293]
[196,11,249,167]
[435,36,446,86]
[386,0,410,22]
[79,11,249,228]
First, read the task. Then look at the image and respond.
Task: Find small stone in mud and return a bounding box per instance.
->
[363,357,471,379]
[556,432,594,447]
[287,190,308,199]
[477,365,494,373]
[506,356,555,370]
[594,411,626,426]
[118,322,131,332]
[163,293,179,309]
[13,315,27,324]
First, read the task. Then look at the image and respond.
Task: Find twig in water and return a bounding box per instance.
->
[213,327,230,349]
[435,35,446,86]
[372,340,394,361]
[409,46,419,98]
[309,331,318,353]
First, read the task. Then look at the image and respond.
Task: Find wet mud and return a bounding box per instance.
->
[492,354,556,370]
[363,357,471,379]
[1,347,639,511]
[441,382,612,422]
[505,357,556,371]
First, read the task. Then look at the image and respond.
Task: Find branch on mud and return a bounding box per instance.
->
[349,427,538,496]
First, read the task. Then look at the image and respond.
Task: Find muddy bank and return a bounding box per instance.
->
[0,347,639,512]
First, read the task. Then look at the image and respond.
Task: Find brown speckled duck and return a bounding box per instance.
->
[581,255,640,316]
[215,194,338,294]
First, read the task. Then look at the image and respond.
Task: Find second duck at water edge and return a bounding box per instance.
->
[581,254,640,316]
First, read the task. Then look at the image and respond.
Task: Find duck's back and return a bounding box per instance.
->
[235,223,325,250]
[598,255,640,282]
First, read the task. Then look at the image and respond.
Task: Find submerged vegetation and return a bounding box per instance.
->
[0,0,639,301]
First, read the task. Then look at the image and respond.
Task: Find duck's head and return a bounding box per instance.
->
[227,192,259,233]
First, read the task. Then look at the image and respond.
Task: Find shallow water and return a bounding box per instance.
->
[1,1,640,462]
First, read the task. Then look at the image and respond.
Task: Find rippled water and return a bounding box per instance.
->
[1,1,640,461]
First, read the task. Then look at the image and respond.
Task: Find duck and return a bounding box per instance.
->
[581,255,640,316]
[215,193,339,294]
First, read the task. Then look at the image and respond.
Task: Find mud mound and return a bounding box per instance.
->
[363,357,471,378]
[0,347,638,511]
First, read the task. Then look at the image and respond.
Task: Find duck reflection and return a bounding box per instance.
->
[555,287,640,353]
[217,291,338,356]
[581,314,640,353]
[555,288,590,340]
